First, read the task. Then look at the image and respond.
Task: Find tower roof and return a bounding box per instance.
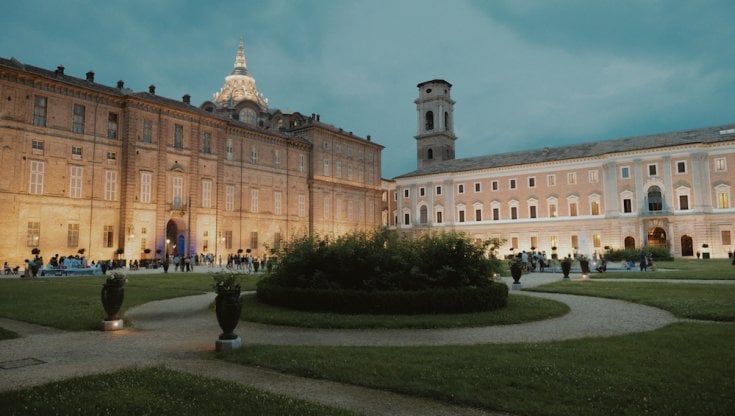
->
[211,37,268,110]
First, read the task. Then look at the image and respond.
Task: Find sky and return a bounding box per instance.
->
[2,0,734,178]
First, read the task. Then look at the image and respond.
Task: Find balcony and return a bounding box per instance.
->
[169,200,187,217]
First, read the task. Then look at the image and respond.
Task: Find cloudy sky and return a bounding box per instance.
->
[2,0,733,177]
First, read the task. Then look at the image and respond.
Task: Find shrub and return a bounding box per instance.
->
[605,246,673,262]
[259,230,506,314]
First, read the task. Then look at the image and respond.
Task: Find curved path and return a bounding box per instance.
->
[0,275,692,415]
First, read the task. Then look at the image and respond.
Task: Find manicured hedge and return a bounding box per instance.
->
[605,247,674,262]
[256,278,508,314]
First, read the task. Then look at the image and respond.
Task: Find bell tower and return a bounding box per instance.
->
[415,79,456,169]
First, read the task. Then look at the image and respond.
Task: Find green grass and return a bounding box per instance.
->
[592,258,735,279]
[243,293,570,328]
[0,327,19,340]
[219,322,735,416]
[0,366,359,416]
[529,280,735,321]
[0,273,262,330]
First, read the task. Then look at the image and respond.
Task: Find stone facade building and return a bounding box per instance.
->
[0,40,382,265]
[386,79,735,259]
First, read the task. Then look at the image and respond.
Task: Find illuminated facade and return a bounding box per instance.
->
[386,79,735,259]
[0,40,382,265]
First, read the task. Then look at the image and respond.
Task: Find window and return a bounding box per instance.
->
[588,170,599,183]
[27,221,40,247]
[510,206,518,220]
[107,113,118,139]
[621,166,630,179]
[140,171,152,203]
[33,96,47,126]
[226,185,234,211]
[676,161,687,174]
[722,230,732,246]
[551,235,558,248]
[547,199,558,217]
[493,207,500,221]
[716,187,730,209]
[72,104,85,133]
[172,176,183,208]
[104,171,116,201]
[593,234,601,248]
[274,232,283,250]
[491,180,499,191]
[226,140,234,160]
[435,207,443,224]
[143,120,153,143]
[274,191,282,215]
[251,189,259,212]
[323,196,330,219]
[647,186,663,211]
[529,205,537,219]
[107,152,116,162]
[528,177,535,188]
[458,207,466,223]
[201,179,212,208]
[103,225,114,248]
[202,132,211,153]
[679,194,689,210]
[567,172,577,185]
[274,150,281,168]
[714,158,727,172]
[32,140,44,154]
[419,187,425,197]
[299,154,305,173]
[569,201,578,216]
[69,166,83,198]
[474,182,481,193]
[29,160,44,194]
[403,189,410,198]
[224,231,233,250]
[647,163,658,177]
[591,200,600,215]
[298,194,305,217]
[323,159,330,176]
[509,179,517,189]
[425,111,434,130]
[67,224,79,247]
[335,160,342,177]
[427,148,434,160]
[436,186,442,195]
[475,208,482,221]
[623,198,633,213]
[547,174,556,187]
[511,237,519,250]
[457,184,464,194]
[174,124,184,149]
[71,146,82,159]
[250,231,258,250]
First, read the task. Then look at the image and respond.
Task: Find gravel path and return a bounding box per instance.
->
[0,274,691,415]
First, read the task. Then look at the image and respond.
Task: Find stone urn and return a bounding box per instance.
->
[580,259,590,275]
[561,260,572,279]
[215,287,242,350]
[101,275,126,330]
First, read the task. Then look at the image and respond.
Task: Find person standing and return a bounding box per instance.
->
[639,252,648,272]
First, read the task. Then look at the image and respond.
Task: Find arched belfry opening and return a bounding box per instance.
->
[427,148,433,160]
[425,111,434,131]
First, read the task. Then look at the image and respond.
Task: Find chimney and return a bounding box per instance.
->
[316,114,320,121]
[367,135,371,141]
[117,80,124,89]
[86,71,95,82]
[182,94,191,104]
[149,84,155,94]
[55,65,65,75]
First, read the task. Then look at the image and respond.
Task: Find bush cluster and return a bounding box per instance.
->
[257,230,507,314]
[604,246,674,262]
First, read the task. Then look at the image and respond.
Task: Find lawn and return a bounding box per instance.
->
[528,280,735,321]
[592,258,735,280]
[0,367,359,416]
[219,322,735,416]
[0,272,262,330]
[242,292,570,328]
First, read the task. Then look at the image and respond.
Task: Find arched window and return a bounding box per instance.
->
[425,111,434,131]
[419,205,428,224]
[624,236,635,249]
[444,112,449,130]
[427,148,434,160]
[681,235,694,256]
[648,186,663,211]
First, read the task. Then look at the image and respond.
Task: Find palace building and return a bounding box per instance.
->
[385,79,735,259]
[0,39,383,265]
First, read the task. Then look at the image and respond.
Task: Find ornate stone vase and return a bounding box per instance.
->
[510,264,523,284]
[101,279,125,321]
[561,261,572,278]
[215,287,242,340]
[580,260,590,274]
